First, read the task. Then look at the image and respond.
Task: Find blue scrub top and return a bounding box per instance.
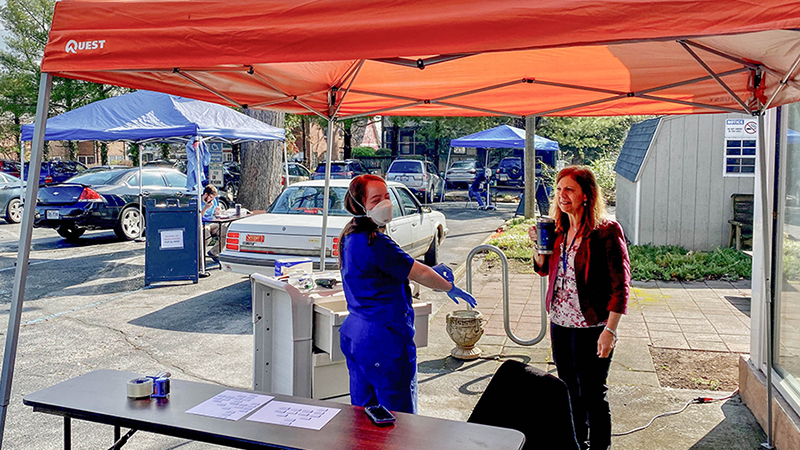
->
[339,231,415,338]
[202,197,218,222]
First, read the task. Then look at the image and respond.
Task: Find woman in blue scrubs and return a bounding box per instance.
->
[338,174,475,414]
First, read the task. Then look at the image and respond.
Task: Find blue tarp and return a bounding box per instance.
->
[21,90,285,143]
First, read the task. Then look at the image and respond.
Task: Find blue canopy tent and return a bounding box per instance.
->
[448,124,560,166]
[445,124,560,212]
[21,90,285,143]
[19,90,285,275]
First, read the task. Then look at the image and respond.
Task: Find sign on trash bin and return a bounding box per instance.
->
[145,199,199,285]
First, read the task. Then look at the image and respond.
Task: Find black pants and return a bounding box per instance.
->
[551,323,613,450]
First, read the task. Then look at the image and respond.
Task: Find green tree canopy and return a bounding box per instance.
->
[0,0,120,157]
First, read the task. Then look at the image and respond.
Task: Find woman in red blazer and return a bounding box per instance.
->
[528,166,630,450]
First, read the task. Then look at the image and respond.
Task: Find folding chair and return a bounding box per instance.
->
[468,360,580,450]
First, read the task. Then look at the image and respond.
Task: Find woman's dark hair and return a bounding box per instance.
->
[550,165,607,236]
[338,174,387,264]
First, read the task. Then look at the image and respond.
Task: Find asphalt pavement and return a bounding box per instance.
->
[0,201,516,449]
[0,198,765,449]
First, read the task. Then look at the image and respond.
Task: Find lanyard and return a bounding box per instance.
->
[560,227,581,289]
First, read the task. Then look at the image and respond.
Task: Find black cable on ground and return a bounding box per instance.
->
[612,389,740,437]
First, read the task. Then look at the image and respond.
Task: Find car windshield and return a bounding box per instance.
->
[499,159,521,167]
[450,161,476,170]
[388,161,422,173]
[314,163,347,173]
[268,185,351,216]
[67,170,126,186]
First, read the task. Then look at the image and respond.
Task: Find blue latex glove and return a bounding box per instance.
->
[448,285,478,308]
[432,263,477,307]
[432,263,454,284]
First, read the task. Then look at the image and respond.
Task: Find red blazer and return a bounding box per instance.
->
[534,220,630,325]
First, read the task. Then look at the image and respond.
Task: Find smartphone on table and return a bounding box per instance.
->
[364,404,396,427]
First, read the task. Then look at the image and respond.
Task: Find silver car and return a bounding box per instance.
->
[0,172,24,223]
[386,159,444,203]
[445,160,483,189]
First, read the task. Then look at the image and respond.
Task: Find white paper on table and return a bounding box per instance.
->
[246,400,340,430]
[185,390,274,421]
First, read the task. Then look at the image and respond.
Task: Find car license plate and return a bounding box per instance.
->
[499,174,508,181]
[401,176,410,182]
[46,210,59,220]
[245,234,265,243]
[308,237,320,246]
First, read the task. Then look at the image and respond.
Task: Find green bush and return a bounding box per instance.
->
[588,152,617,206]
[352,146,377,157]
[485,219,752,281]
[629,244,751,281]
[783,238,800,281]
[376,148,392,156]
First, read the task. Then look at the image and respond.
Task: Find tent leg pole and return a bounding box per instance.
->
[759,110,777,450]
[524,116,537,219]
[440,148,451,204]
[0,73,52,446]
[319,119,335,271]
[197,137,207,276]
[283,141,289,190]
[19,138,24,204]
[136,146,144,241]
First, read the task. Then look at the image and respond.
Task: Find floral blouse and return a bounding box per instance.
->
[550,240,590,328]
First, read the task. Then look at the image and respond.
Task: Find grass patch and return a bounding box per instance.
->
[487,219,752,281]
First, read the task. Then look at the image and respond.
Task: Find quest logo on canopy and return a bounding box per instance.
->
[65,39,106,54]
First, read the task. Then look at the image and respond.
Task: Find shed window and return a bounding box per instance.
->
[724,139,756,176]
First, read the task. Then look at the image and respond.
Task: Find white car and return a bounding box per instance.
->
[219,179,448,275]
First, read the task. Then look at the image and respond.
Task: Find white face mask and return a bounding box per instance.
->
[365,199,393,226]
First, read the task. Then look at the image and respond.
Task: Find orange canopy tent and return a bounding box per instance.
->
[38,0,800,118]
[4,1,800,445]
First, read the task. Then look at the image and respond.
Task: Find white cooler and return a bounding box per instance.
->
[251,272,431,400]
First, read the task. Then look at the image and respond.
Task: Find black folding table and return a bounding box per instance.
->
[23,370,525,450]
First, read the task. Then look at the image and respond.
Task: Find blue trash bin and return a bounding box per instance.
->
[145,199,199,285]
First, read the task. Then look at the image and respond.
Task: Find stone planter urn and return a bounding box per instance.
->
[445,310,485,360]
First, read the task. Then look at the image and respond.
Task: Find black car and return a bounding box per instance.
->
[494,157,544,187]
[24,160,88,185]
[310,160,369,180]
[0,160,21,178]
[34,167,228,241]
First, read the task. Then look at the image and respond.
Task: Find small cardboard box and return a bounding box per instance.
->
[274,257,313,277]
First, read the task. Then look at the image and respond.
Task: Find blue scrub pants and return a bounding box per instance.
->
[340,318,418,414]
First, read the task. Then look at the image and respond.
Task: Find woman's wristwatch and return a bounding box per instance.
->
[604,325,618,342]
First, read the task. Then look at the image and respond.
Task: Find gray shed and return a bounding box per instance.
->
[614,114,755,251]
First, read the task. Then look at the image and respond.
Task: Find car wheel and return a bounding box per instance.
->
[424,234,439,266]
[4,198,21,224]
[57,225,85,241]
[115,205,142,240]
[218,197,230,210]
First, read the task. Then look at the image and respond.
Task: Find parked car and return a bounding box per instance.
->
[385,159,444,203]
[494,157,547,187]
[282,162,312,186]
[219,179,448,273]
[310,160,369,180]
[445,160,483,189]
[24,160,88,185]
[0,160,21,178]
[0,172,24,223]
[33,167,226,241]
[83,165,128,174]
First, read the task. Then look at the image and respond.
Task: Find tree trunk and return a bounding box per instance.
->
[239,109,285,211]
